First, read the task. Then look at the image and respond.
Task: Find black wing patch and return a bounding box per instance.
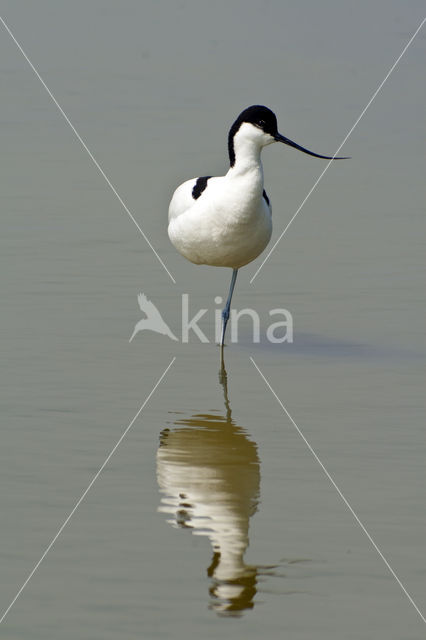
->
[192,176,211,200]
[262,189,270,207]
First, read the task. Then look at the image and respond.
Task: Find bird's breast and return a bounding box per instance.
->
[168,175,272,268]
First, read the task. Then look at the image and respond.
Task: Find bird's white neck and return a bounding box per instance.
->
[227,124,264,181]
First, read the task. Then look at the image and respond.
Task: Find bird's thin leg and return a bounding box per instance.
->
[220,269,238,348]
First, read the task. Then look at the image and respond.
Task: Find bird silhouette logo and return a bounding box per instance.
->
[129,293,178,343]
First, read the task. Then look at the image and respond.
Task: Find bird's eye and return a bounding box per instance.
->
[258,119,265,127]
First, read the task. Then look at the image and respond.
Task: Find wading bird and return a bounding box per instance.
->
[168,105,347,350]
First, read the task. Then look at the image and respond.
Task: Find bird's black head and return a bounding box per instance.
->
[237,105,279,136]
[228,105,278,166]
[228,104,349,166]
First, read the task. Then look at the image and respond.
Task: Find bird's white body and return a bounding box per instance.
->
[168,123,273,269]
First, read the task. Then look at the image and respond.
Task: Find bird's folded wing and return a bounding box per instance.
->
[168,178,198,221]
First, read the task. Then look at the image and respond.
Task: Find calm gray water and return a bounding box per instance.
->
[1,1,425,638]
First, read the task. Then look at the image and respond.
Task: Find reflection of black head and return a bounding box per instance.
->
[208,552,258,617]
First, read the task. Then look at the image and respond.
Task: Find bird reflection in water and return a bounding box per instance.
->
[157,363,266,616]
